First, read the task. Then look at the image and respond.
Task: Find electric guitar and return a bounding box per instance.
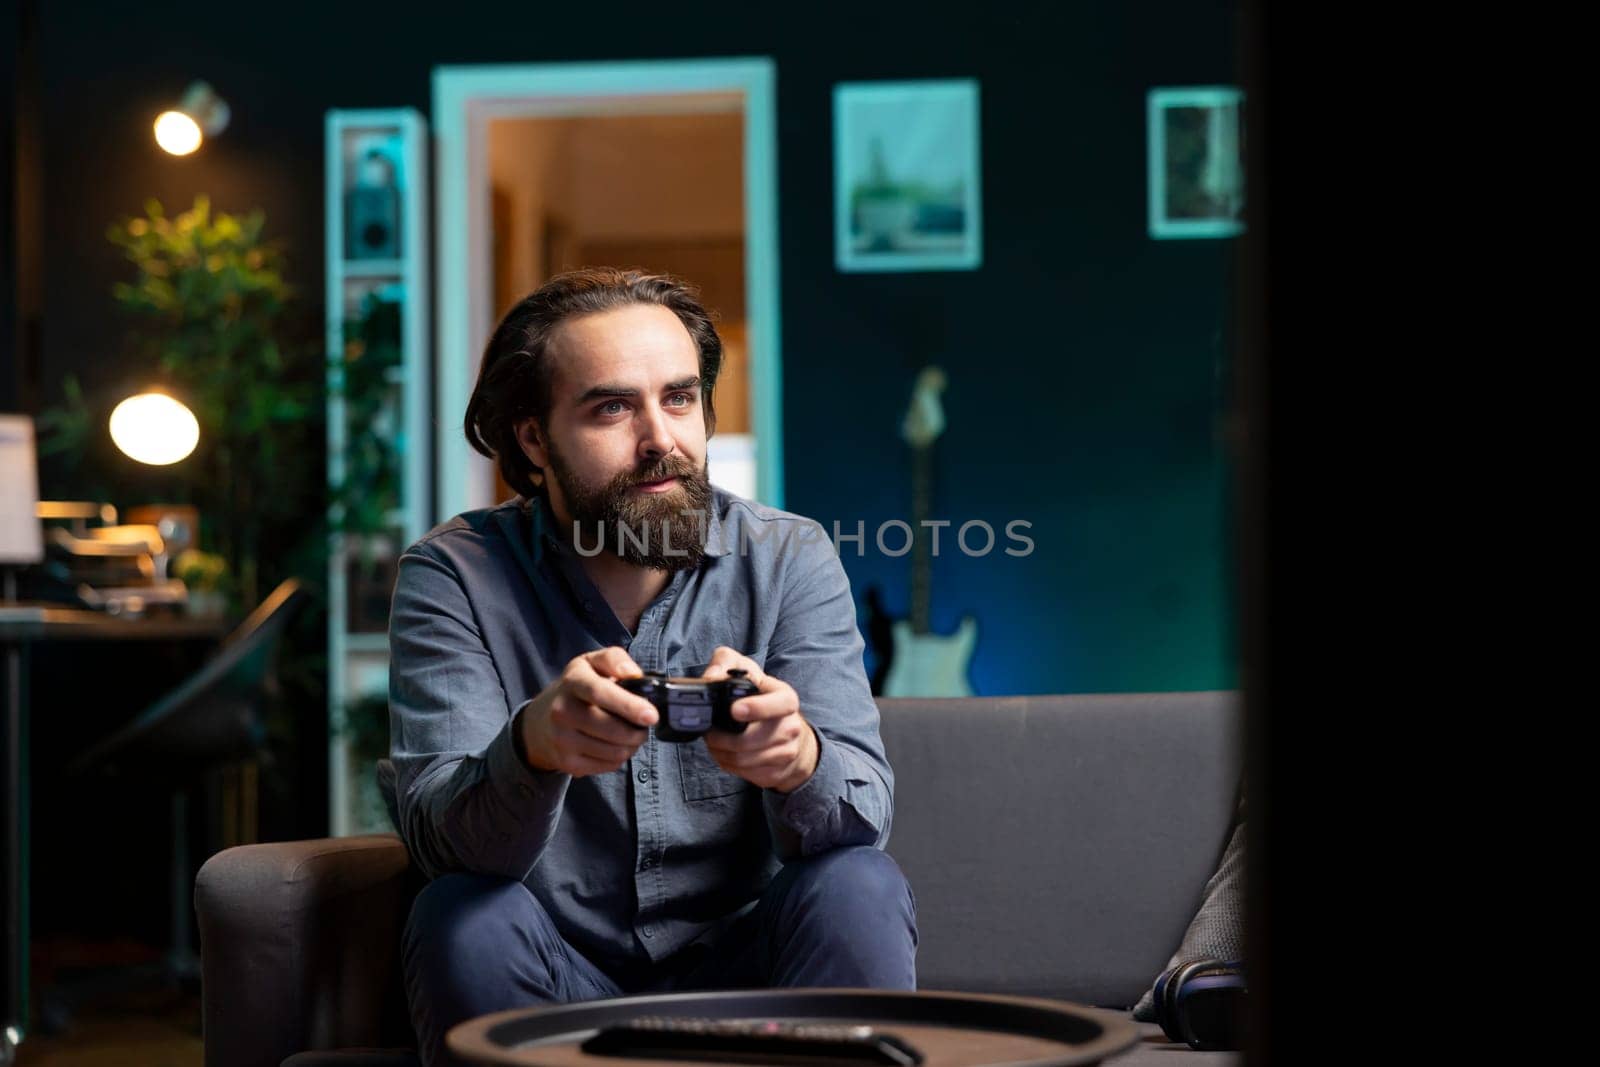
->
[879,366,978,698]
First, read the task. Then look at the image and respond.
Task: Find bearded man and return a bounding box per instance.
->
[388,268,917,1066]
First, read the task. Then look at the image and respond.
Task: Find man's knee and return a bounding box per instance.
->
[765,847,917,990]
[404,872,551,975]
[782,847,915,922]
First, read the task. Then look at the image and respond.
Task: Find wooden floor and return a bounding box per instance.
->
[16,1012,202,1067]
[15,938,203,1067]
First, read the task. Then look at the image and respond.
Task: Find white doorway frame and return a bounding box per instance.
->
[432,58,784,520]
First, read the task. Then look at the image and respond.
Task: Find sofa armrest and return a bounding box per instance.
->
[195,834,422,1067]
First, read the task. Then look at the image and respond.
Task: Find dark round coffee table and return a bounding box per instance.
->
[447,988,1140,1066]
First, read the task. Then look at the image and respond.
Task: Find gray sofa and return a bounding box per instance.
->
[196,691,1243,1067]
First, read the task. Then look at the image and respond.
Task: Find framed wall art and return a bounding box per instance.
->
[834,79,982,271]
[1148,86,1246,239]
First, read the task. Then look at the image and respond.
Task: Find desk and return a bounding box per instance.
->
[0,606,228,1065]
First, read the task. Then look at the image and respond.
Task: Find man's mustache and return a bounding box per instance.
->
[627,457,703,487]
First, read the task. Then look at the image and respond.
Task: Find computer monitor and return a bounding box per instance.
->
[0,415,44,567]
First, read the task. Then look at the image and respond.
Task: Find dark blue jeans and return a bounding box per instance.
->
[403,846,918,1067]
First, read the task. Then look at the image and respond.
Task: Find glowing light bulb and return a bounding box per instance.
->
[109,393,200,465]
[154,110,203,156]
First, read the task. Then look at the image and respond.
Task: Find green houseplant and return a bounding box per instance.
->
[172,548,230,617]
[102,195,324,610]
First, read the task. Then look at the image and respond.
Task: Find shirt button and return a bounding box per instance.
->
[641,925,655,939]
[641,857,654,870]
[637,769,650,783]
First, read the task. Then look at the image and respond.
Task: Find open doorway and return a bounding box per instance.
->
[487,109,753,501]
[433,61,783,521]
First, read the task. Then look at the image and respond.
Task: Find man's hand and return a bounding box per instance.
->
[517,648,658,777]
[700,647,819,793]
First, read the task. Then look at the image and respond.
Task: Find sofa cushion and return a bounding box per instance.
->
[877,692,1242,1008]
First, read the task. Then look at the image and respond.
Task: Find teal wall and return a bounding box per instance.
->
[26,0,1240,696]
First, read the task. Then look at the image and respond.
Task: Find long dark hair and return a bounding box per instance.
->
[464,268,724,499]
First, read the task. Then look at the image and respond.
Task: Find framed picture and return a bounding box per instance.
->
[1148,87,1246,239]
[834,79,982,272]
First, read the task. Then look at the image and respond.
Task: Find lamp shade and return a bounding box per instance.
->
[154,80,229,156]
[109,393,200,465]
[154,110,203,156]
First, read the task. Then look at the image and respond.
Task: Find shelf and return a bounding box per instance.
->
[343,632,390,654]
[341,258,405,278]
[338,529,403,550]
[328,107,428,841]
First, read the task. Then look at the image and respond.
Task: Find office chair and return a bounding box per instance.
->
[42,579,308,1030]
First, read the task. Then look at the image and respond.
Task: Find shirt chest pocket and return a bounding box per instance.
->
[676,737,751,801]
[663,655,766,801]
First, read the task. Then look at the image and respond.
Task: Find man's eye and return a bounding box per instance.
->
[598,400,626,416]
[666,392,694,408]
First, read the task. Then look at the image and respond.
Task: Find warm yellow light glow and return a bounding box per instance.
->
[109,393,200,465]
[154,110,203,155]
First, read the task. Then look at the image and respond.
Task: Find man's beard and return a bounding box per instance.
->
[545,443,714,571]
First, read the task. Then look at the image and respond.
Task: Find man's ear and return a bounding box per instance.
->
[514,417,548,469]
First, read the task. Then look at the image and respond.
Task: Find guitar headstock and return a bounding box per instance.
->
[900,365,949,449]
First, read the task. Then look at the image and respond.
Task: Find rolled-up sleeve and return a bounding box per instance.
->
[759,522,894,859]
[388,544,569,880]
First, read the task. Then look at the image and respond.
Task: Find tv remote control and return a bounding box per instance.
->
[580,1016,923,1066]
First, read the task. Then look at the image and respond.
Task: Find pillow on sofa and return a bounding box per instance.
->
[1132,799,1245,1020]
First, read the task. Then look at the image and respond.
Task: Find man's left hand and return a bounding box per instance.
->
[700,647,818,793]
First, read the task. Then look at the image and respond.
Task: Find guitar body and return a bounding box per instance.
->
[883,615,979,698]
[869,365,980,698]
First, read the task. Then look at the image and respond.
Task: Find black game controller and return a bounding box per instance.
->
[616,669,758,743]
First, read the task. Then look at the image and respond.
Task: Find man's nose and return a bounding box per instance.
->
[636,405,675,460]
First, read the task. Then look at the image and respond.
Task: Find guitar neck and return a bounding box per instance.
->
[909,443,932,634]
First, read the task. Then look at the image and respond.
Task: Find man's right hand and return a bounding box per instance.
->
[516,647,658,776]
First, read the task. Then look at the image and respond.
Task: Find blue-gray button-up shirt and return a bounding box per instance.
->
[388,487,894,975]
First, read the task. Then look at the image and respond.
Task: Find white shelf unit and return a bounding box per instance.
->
[325,108,430,837]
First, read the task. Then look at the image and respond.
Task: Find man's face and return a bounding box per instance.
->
[515,303,713,570]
